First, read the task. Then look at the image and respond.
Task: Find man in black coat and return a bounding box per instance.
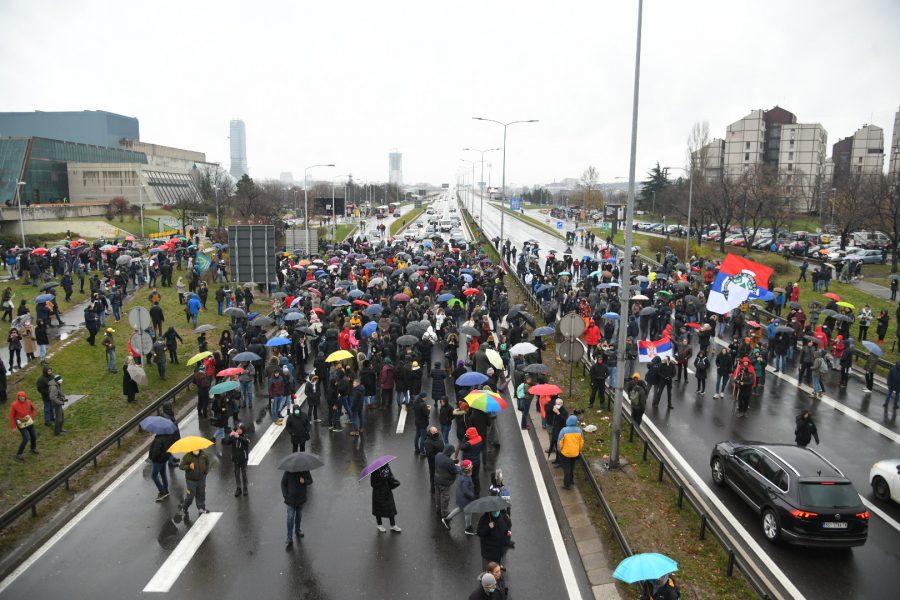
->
[285,404,310,452]
[588,356,609,409]
[281,469,312,547]
[423,426,444,494]
[433,444,458,518]
[430,361,447,402]
[652,356,676,409]
[222,423,251,497]
[411,392,430,455]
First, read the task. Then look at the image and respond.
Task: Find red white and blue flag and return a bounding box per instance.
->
[638,336,674,363]
[706,253,775,315]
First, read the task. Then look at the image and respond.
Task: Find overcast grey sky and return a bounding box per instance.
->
[1,0,898,187]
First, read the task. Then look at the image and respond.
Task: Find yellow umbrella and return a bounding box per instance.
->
[326,349,354,363]
[167,435,214,454]
[485,348,504,370]
[836,301,855,310]
[187,351,213,366]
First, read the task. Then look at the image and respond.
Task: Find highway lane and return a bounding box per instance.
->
[472,194,900,600]
[1,194,579,600]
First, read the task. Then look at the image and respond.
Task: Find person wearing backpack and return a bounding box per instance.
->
[625,373,649,425]
[732,357,757,417]
[557,415,584,490]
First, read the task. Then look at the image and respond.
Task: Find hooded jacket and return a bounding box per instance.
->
[434,445,459,486]
[557,415,584,458]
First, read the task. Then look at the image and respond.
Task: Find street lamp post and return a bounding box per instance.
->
[14,181,26,247]
[460,159,476,214]
[611,0,644,469]
[463,147,501,223]
[304,163,334,256]
[473,117,538,245]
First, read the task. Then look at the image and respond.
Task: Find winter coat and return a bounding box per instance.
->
[455,473,475,508]
[370,467,399,517]
[434,446,459,487]
[794,415,819,446]
[148,434,172,463]
[222,432,251,465]
[430,367,447,399]
[379,364,395,390]
[888,363,900,391]
[477,511,512,561]
[123,367,139,396]
[715,352,734,376]
[285,409,310,444]
[624,379,649,411]
[589,362,609,387]
[424,431,444,460]
[557,415,584,458]
[281,470,312,507]
[360,367,377,396]
[180,451,210,481]
[412,397,430,428]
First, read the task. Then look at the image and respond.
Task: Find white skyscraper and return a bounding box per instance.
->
[389,151,402,186]
[889,106,900,178]
[229,119,248,179]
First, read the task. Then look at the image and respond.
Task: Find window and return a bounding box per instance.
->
[745,142,750,149]
[744,153,750,161]
[790,139,795,147]
[788,152,794,160]
[787,164,793,171]
[858,157,863,163]
[799,483,860,508]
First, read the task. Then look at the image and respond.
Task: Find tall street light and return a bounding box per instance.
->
[304,163,334,255]
[664,166,694,261]
[460,159,476,213]
[463,147,501,223]
[611,0,644,469]
[14,181,26,247]
[473,117,538,245]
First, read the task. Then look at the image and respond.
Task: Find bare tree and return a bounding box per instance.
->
[196,164,233,229]
[737,165,781,251]
[579,166,601,210]
[832,175,875,250]
[868,173,900,272]
[708,172,744,254]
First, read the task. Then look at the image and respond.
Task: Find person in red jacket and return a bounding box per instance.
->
[731,357,757,417]
[338,327,352,351]
[581,321,601,360]
[9,391,38,461]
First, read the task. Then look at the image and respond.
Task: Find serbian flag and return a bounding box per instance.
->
[638,336,674,363]
[706,253,775,315]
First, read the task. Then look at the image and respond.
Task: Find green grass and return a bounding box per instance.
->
[334,224,357,242]
[489,203,566,241]
[390,206,426,236]
[0,275,237,518]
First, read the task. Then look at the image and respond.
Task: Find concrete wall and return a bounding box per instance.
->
[0,203,106,222]
[0,219,130,238]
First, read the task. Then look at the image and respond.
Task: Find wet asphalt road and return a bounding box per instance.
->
[0,196,575,600]
[476,198,900,599]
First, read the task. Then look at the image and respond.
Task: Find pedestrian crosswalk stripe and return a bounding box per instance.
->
[143,511,222,593]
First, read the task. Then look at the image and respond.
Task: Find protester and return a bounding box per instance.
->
[9,391,38,461]
[794,410,820,447]
[442,458,475,533]
[178,448,210,519]
[371,464,401,533]
[281,468,312,547]
[222,423,251,497]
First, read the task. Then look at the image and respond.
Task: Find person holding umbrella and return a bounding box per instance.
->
[123,356,139,403]
[144,418,174,501]
[281,466,312,548]
[175,441,212,519]
[368,460,402,533]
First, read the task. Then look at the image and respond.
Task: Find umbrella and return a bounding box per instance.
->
[167,435,214,454]
[533,326,555,337]
[140,416,178,435]
[613,553,678,584]
[437,293,455,302]
[397,334,419,346]
[638,307,657,316]
[463,495,511,515]
[789,301,801,309]
[632,294,649,301]
[253,316,274,328]
[459,325,480,336]
[465,391,508,414]
[367,277,386,288]
[463,288,481,297]
[836,301,855,310]
[510,342,538,356]
[233,351,262,362]
[823,292,841,301]
[116,255,132,266]
[326,349,354,362]
[31,247,48,256]
[358,455,397,481]
[820,309,838,318]
[39,281,60,291]
[187,351,213,365]
[656,290,673,299]
[283,312,303,322]
[447,298,464,308]
[485,348,504,369]
[862,340,883,356]
[393,293,410,302]
[361,321,378,337]
[747,320,761,328]
[523,363,551,375]
[455,371,489,386]
[34,293,55,304]
[890,274,900,281]
[217,367,244,377]
[277,452,325,472]
[775,326,794,334]
[194,324,216,333]
[364,304,384,317]
[11,314,31,328]
[224,307,246,318]
[834,314,853,323]
[529,384,562,396]
[127,364,148,386]
[328,297,351,307]
[348,289,366,299]
[210,380,240,396]
[266,336,291,347]
[508,304,526,319]
[602,312,620,319]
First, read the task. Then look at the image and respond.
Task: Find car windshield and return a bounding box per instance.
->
[799,482,860,508]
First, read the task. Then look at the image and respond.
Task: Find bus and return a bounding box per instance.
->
[388,202,399,214]
[375,205,389,219]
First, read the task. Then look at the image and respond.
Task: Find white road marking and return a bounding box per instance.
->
[506,381,583,600]
[395,405,408,434]
[142,511,223,593]
[0,412,199,594]
[247,388,305,466]
[860,496,900,534]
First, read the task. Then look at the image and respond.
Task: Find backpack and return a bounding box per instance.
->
[628,385,646,411]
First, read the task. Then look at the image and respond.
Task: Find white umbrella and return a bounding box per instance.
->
[127,364,148,386]
[485,348,504,370]
[510,342,538,356]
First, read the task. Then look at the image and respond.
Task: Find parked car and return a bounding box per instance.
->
[710,442,869,547]
[844,249,885,264]
[870,459,900,503]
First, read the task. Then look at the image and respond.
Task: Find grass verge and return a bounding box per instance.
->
[489,203,566,241]
[390,206,426,236]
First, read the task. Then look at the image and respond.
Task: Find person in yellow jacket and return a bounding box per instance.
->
[557,415,584,490]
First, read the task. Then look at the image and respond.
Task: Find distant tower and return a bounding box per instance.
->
[389,151,402,186]
[229,119,248,179]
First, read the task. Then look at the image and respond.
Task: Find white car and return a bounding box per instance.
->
[870,459,900,503]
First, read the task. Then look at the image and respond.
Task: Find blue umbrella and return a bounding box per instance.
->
[283,312,303,321]
[361,321,378,338]
[602,312,620,319]
[348,289,365,299]
[330,298,351,307]
[364,304,383,317]
[461,273,473,283]
[613,553,678,584]
[34,293,55,303]
[558,271,572,277]
[140,416,177,435]
[266,336,291,347]
[315,270,328,278]
[437,293,455,302]
[535,284,553,294]
[247,311,260,320]
[862,340,883,357]
[455,371,488,386]
[533,326,555,337]
[459,268,472,274]
[364,262,376,269]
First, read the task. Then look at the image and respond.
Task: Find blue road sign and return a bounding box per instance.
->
[556,220,564,230]
[509,196,522,211]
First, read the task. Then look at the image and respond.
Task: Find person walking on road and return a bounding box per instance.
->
[148,431,171,501]
[433,444,458,519]
[732,357,756,417]
[693,350,709,395]
[811,350,829,399]
[442,459,475,533]
[9,391,38,461]
[459,426,484,496]
[424,426,444,493]
[794,410,820,447]
[178,448,210,519]
[371,464,402,533]
[281,468,312,548]
[285,404,310,452]
[476,510,513,571]
[468,571,507,600]
[652,356,675,409]
[412,392,430,455]
[222,423,250,497]
[886,361,900,409]
[558,415,584,490]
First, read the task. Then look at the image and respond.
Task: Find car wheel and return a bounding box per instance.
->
[762,509,781,543]
[873,476,891,501]
[711,457,726,487]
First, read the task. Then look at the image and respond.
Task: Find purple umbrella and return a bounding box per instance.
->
[358,455,397,481]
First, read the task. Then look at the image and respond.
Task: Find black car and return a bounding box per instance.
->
[710,442,869,547]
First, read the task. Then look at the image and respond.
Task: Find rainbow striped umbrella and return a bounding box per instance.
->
[464,390,508,413]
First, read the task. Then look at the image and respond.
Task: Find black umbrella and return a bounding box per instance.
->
[523,363,551,375]
[834,314,853,323]
[406,322,428,337]
[789,301,801,309]
[463,495,511,515]
[520,312,536,327]
[890,274,900,281]
[803,335,819,343]
[508,304,525,319]
[684,295,699,305]
[397,335,419,346]
[820,309,838,318]
[40,281,60,291]
[675,263,687,271]
[233,351,262,362]
[277,452,324,472]
[459,325,480,336]
[253,316,274,328]
[639,307,657,316]
[775,326,794,334]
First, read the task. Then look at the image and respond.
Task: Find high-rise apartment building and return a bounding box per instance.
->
[888,107,900,178]
[229,119,248,180]
[388,151,402,186]
[691,138,725,182]
[831,124,884,188]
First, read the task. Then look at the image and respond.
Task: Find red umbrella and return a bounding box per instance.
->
[393,293,410,302]
[463,288,481,297]
[823,292,841,301]
[68,240,82,249]
[528,383,562,396]
[217,367,245,377]
[353,299,370,307]
[747,320,761,328]
[685,322,702,330]
[311,307,325,314]
[31,248,48,256]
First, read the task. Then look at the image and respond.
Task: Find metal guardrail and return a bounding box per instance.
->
[460,202,787,600]
[0,376,193,531]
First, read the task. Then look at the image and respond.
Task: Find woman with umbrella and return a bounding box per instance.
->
[123,355,140,403]
[370,463,402,533]
[143,416,176,501]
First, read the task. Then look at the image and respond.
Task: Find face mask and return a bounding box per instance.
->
[492,510,501,517]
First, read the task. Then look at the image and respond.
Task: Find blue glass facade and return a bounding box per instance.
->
[0,110,139,149]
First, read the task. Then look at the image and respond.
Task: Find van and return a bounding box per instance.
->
[851,231,890,249]
[439,220,453,232]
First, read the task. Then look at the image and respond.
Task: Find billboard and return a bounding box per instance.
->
[509,196,522,211]
[228,225,276,287]
[285,228,318,257]
[316,196,346,216]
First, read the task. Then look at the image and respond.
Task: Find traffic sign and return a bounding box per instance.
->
[556,339,584,363]
[129,331,154,354]
[128,307,151,331]
[556,220,564,230]
[558,312,585,339]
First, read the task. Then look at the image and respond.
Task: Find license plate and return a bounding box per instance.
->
[823,522,848,529]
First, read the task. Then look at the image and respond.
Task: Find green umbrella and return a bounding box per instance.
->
[210,380,240,396]
[447,298,463,308]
